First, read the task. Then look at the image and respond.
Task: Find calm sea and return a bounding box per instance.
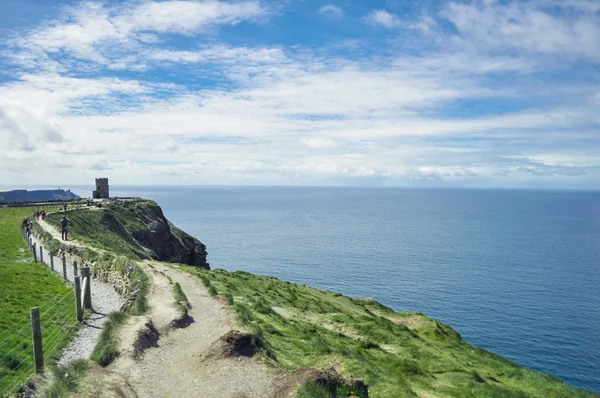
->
[42,186,600,392]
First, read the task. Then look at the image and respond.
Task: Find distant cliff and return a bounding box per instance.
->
[0,189,80,203]
[46,200,209,269]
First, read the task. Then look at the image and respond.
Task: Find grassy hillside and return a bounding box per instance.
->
[33,201,598,397]
[46,201,208,268]
[173,265,596,398]
[46,206,149,259]
[0,207,79,396]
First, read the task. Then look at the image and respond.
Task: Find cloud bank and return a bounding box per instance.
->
[0,0,598,188]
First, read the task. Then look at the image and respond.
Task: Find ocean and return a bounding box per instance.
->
[35,186,600,392]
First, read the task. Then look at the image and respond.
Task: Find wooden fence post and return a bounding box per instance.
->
[30,307,43,373]
[80,267,92,310]
[39,245,44,263]
[50,254,54,271]
[74,276,83,321]
[32,242,37,263]
[73,260,78,277]
[62,254,67,281]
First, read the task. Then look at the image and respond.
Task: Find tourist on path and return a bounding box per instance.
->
[61,215,70,240]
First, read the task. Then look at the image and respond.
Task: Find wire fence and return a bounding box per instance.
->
[0,229,85,397]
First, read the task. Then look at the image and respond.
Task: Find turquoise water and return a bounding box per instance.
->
[81,186,600,392]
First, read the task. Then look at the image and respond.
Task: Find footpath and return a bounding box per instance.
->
[34,214,298,397]
[30,219,124,365]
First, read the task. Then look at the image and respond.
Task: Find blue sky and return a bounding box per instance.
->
[0,0,599,188]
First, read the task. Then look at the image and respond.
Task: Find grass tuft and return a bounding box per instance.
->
[173,282,189,317]
[37,359,89,397]
[90,312,129,367]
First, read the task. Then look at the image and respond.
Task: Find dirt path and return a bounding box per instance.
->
[37,215,97,252]
[27,224,124,366]
[128,265,289,398]
[36,209,301,397]
[82,262,298,398]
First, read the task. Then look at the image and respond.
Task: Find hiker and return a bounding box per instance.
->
[41,210,46,220]
[61,215,70,241]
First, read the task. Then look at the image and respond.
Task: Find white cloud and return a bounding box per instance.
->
[148,46,285,65]
[118,0,266,34]
[0,99,64,151]
[0,73,153,114]
[2,41,598,185]
[442,0,600,63]
[300,137,340,149]
[364,10,402,29]
[6,0,269,69]
[318,5,344,18]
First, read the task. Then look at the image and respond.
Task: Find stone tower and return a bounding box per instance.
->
[93,178,110,199]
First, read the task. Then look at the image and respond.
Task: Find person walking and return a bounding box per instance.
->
[61,215,70,241]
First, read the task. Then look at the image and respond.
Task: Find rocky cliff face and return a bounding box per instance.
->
[124,202,209,269]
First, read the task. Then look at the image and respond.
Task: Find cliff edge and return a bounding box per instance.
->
[46,200,209,269]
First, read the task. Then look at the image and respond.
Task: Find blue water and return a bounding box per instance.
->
[64,186,600,392]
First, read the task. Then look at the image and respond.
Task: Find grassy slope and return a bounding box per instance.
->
[40,203,598,397]
[173,265,596,398]
[0,207,78,395]
[46,205,150,260]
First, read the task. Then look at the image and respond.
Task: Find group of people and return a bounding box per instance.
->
[33,210,47,220]
[22,218,32,236]
[22,210,70,241]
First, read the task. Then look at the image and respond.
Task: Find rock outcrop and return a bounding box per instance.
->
[103,201,209,269]
[124,201,209,268]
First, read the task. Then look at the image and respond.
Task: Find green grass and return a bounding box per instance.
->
[46,207,149,260]
[297,380,367,398]
[90,312,129,367]
[172,282,189,318]
[173,266,597,398]
[36,359,89,397]
[0,207,79,396]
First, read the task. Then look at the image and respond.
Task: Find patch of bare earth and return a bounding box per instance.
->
[81,263,302,398]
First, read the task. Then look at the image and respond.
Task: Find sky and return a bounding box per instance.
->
[0,0,599,188]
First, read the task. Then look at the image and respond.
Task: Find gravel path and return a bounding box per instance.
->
[27,225,124,366]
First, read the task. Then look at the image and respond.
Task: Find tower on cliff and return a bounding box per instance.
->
[93,178,110,199]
